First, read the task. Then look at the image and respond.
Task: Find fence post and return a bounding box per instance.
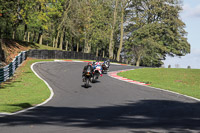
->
[0,68,4,84]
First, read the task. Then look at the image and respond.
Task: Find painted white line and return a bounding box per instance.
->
[108,69,200,102]
[54,60,65,62]
[0,61,55,117]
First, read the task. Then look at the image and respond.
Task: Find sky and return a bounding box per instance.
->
[163,0,200,69]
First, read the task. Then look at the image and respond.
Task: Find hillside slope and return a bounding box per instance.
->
[0,39,58,66]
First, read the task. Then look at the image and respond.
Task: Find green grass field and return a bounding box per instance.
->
[35,43,61,50]
[118,68,200,99]
[0,59,53,113]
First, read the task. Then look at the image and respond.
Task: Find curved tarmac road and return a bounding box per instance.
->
[0,62,200,133]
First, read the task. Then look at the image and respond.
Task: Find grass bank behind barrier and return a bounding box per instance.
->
[0,59,53,113]
[118,68,200,99]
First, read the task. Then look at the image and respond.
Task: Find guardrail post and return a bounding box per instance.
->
[0,68,4,84]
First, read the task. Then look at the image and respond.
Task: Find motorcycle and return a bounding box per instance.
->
[82,66,93,88]
[102,61,110,74]
[91,64,102,83]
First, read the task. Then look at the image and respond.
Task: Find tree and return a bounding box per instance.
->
[125,0,190,66]
[116,0,130,61]
[109,0,119,59]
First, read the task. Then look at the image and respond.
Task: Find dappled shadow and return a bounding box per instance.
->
[2,39,39,49]
[14,40,39,49]
[23,72,32,74]
[1,100,200,131]
[9,103,32,109]
[0,79,21,89]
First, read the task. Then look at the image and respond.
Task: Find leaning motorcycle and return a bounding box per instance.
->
[102,61,110,74]
[92,65,102,83]
[102,63,109,74]
[83,68,93,88]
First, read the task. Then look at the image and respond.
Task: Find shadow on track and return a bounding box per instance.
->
[1,100,200,131]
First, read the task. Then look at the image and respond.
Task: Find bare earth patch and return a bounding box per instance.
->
[1,39,31,65]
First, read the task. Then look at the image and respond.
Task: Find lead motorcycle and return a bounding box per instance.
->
[102,60,110,74]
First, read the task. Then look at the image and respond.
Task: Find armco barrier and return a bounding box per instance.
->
[0,51,27,84]
[27,49,120,62]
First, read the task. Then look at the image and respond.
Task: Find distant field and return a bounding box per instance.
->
[118,68,200,99]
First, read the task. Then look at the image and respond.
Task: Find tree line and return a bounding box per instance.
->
[0,0,190,66]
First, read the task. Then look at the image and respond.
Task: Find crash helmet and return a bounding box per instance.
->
[88,62,92,66]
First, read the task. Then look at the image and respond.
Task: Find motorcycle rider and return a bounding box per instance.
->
[104,59,110,70]
[93,60,103,77]
[82,62,94,82]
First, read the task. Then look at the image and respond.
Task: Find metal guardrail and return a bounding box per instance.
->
[27,49,122,62]
[0,51,27,84]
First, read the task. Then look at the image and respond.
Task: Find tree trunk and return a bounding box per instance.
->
[109,0,118,59]
[33,31,37,43]
[96,47,99,57]
[53,37,55,48]
[23,24,27,41]
[84,32,91,53]
[39,34,43,45]
[103,50,105,58]
[60,31,64,50]
[65,40,68,51]
[12,31,15,40]
[136,55,141,66]
[84,31,88,53]
[24,32,27,41]
[55,31,60,48]
[37,28,43,44]
[76,42,79,52]
[27,32,30,42]
[117,2,124,61]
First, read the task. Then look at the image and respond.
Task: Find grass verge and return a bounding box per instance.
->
[35,43,61,50]
[0,59,53,113]
[118,68,200,99]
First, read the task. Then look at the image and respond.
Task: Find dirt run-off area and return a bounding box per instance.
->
[0,39,38,66]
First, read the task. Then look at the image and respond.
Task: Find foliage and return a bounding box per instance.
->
[0,0,190,66]
[124,0,190,66]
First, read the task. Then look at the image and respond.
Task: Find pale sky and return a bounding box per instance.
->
[163,0,200,69]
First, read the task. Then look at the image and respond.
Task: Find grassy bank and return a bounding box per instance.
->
[118,68,200,99]
[0,59,53,113]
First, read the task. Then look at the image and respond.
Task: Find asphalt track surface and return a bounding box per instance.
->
[0,62,200,133]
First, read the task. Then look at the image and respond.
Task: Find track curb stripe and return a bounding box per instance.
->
[108,69,150,86]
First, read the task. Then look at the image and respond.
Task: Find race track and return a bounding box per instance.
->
[0,61,200,133]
